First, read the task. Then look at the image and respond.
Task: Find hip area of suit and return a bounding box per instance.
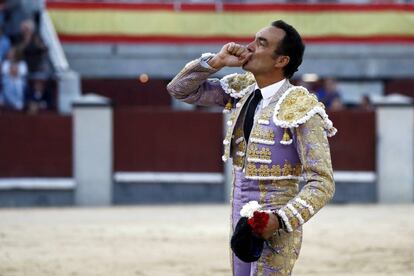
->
[232,169,300,212]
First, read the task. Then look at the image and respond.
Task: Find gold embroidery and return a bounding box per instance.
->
[284,207,300,230]
[268,180,299,207]
[282,161,292,176]
[270,179,299,189]
[224,98,233,111]
[222,128,232,160]
[247,144,271,161]
[258,165,270,177]
[257,260,264,275]
[258,229,302,275]
[231,128,247,167]
[259,180,267,204]
[223,110,242,160]
[223,147,230,160]
[227,72,255,93]
[250,126,275,141]
[281,128,291,143]
[245,161,302,178]
[293,201,312,222]
[233,128,244,143]
[264,253,282,272]
[294,164,302,176]
[258,106,273,121]
[229,110,238,122]
[238,141,246,152]
[233,141,246,168]
[277,87,321,123]
[233,156,243,168]
[293,114,335,221]
[233,129,246,153]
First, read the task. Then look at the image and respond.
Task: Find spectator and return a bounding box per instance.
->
[26,72,52,113]
[17,19,49,75]
[3,0,28,44]
[0,0,5,27]
[21,0,44,27]
[1,47,27,110]
[359,94,374,111]
[330,96,344,111]
[0,26,11,61]
[316,77,344,110]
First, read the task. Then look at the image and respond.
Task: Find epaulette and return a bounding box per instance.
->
[272,86,337,143]
[220,72,256,99]
[220,72,256,113]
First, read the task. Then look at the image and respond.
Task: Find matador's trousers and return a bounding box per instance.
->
[231,170,303,276]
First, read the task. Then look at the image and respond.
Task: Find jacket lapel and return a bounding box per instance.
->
[268,79,292,106]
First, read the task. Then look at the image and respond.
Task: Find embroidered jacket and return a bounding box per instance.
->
[167,57,336,233]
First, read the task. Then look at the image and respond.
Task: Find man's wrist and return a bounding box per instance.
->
[208,55,225,70]
[199,53,219,71]
[275,213,286,231]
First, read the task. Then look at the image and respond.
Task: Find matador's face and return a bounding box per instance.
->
[242,26,289,77]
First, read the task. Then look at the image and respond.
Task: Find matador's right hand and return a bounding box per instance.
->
[208,42,252,69]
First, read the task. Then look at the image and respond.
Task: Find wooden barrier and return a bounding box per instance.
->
[0,109,375,177]
[329,110,376,171]
[114,108,376,172]
[0,111,72,177]
[82,79,171,107]
[114,107,224,172]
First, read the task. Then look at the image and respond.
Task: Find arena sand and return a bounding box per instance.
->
[0,204,413,276]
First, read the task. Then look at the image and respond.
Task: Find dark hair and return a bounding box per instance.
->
[271,20,305,79]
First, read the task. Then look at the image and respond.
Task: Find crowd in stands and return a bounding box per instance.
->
[0,0,52,114]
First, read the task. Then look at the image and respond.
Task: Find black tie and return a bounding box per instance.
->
[244,89,262,142]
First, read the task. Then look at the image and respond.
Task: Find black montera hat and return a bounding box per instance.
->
[230,217,265,263]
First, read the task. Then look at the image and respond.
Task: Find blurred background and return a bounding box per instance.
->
[0,0,413,207]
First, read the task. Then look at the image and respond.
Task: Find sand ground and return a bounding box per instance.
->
[0,204,413,276]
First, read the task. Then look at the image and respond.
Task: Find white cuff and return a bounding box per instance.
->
[199,53,216,70]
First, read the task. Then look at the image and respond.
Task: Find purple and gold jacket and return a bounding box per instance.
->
[167,57,336,233]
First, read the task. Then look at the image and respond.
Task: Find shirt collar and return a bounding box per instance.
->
[255,79,286,100]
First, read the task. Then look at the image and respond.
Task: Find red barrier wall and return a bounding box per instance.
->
[114,109,376,172]
[0,108,375,177]
[0,111,72,177]
[385,79,414,98]
[82,79,171,107]
[114,107,224,172]
[329,110,376,171]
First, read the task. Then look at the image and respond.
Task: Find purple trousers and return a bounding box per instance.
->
[231,171,303,276]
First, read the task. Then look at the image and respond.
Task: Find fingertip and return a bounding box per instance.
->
[241,52,252,60]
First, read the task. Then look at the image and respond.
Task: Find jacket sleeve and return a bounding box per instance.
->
[166,59,230,107]
[276,114,335,232]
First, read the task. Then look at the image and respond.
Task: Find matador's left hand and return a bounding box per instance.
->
[261,213,280,240]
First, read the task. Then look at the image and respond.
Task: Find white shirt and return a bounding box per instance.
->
[255,78,286,109]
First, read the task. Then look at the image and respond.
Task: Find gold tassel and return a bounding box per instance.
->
[281,128,293,145]
[282,128,290,141]
[223,98,233,113]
